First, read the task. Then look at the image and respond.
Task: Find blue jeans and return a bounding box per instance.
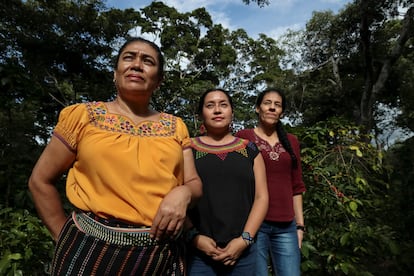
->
[256,220,301,276]
[188,243,257,275]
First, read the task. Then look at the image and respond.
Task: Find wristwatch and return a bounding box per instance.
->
[241,231,254,246]
[296,225,306,232]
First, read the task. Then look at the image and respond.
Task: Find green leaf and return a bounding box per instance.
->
[349,201,358,211]
[340,232,350,246]
[349,145,363,157]
[356,177,367,186]
[8,253,22,261]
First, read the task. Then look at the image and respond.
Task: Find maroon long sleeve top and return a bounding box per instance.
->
[236,129,306,222]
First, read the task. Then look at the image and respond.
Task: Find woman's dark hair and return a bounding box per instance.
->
[114,37,164,79]
[197,88,234,116]
[256,88,298,169]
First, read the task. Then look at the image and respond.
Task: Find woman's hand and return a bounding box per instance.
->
[213,237,247,266]
[297,227,304,249]
[193,235,224,258]
[150,185,191,240]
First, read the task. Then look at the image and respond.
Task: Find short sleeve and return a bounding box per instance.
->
[175,117,191,149]
[247,140,260,160]
[53,103,89,151]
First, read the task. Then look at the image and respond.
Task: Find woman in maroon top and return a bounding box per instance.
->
[236,88,306,276]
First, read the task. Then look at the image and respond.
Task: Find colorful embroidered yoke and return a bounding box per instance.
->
[53,101,190,225]
[189,137,259,245]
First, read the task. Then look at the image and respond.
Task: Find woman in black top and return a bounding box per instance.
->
[186,88,268,275]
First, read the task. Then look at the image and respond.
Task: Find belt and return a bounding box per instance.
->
[73,211,159,246]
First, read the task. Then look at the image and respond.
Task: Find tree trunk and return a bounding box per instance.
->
[359,3,414,134]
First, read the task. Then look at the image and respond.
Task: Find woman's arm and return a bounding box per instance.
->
[242,152,269,239]
[150,148,202,240]
[214,153,269,266]
[182,148,203,206]
[28,136,76,242]
[293,193,305,248]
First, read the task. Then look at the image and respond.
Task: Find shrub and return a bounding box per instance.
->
[293,118,399,275]
[0,207,54,275]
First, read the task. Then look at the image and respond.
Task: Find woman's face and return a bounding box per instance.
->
[202,90,233,132]
[256,91,283,126]
[113,41,162,99]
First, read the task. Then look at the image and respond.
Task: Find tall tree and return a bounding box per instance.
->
[283,0,414,139]
[358,0,414,134]
[139,1,238,133]
[0,0,141,208]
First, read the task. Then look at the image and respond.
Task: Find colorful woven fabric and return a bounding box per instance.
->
[50,212,185,275]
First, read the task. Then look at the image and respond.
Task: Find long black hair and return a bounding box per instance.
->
[256,88,298,169]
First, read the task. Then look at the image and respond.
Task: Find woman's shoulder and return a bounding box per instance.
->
[286,133,301,149]
[233,137,259,155]
[159,112,181,123]
[235,128,254,138]
[58,102,90,119]
[60,101,104,115]
[286,132,299,142]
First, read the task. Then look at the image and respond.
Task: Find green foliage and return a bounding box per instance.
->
[283,1,414,135]
[0,0,139,211]
[293,118,405,275]
[383,137,414,273]
[0,207,53,275]
[0,1,413,274]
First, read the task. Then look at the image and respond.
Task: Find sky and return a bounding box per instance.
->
[105,0,353,40]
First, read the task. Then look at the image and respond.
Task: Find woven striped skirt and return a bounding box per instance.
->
[50,211,185,275]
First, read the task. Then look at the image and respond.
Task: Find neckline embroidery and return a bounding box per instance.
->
[191,137,251,161]
[252,131,285,161]
[86,101,176,137]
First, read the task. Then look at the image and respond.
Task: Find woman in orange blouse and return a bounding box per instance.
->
[28,37,202,275]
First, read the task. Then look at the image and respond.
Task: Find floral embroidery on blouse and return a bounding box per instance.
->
[191,137,251,161]
[253,135,286,161]
[86,101,177,137]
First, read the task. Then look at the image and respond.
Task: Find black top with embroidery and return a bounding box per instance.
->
[189,137,259,246]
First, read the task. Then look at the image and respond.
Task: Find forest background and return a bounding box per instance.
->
[1,0,413,275]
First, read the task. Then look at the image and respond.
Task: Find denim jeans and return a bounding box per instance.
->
[255,220,301,276]
[188,243,257,275]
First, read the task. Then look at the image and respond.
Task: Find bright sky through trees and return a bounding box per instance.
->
[106,0,352,39]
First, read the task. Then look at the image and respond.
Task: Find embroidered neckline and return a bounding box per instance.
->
[252,131,285,161]
[86,101,177,137]
[191,137,251,161]
[191,137,246,152]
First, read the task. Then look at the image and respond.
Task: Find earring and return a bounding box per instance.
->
[199,124,206,135]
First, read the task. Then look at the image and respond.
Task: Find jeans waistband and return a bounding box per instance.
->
[72,211,159,246]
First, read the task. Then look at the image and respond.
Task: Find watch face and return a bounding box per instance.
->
[242,232,254,245]
[242,232,252,241]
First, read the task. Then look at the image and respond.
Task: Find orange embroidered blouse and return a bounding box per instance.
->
[53,101,191,226]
